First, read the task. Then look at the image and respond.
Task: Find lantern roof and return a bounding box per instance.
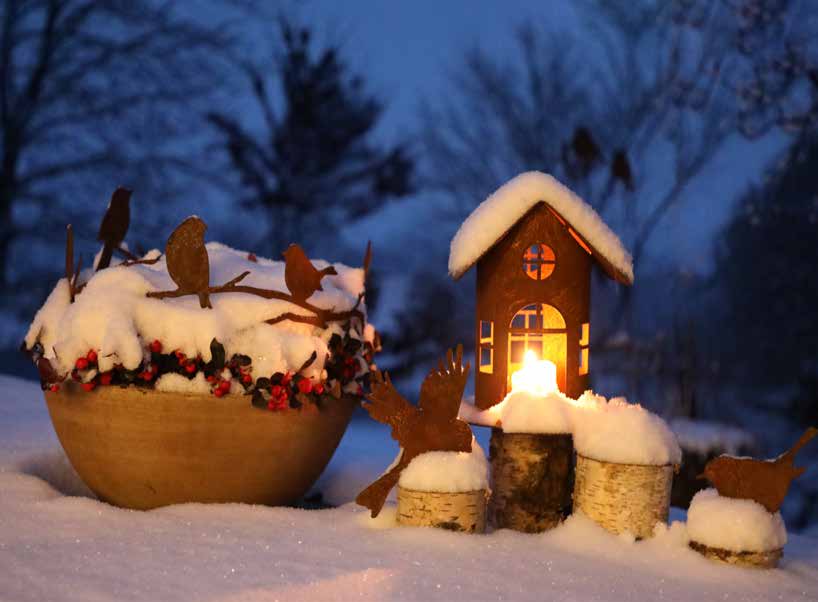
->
[448,171,634,284]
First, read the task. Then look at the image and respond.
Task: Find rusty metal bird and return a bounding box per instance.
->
[355,345,473,518]
[283,244,337,303]
[611,149,634,191]
[96,187,131,271]
[164,216,212,309]
[701,427,817,513]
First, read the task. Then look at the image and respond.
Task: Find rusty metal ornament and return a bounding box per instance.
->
[97,187,132,271]
[452,202,631,408]
[283,243,338,303]
[162,216,212,308]
[356,345,474,518]
[701,427,817,513]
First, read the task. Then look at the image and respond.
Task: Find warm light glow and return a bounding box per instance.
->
[510,350,558,395]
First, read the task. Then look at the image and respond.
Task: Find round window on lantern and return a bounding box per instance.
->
[522,244,556,280]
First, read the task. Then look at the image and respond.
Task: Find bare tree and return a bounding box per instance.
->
[207,19,413,256]
[0,0,240,288]
[423,1,817,339]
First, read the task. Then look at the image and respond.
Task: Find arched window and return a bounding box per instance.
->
[522,244,556,280]
[508,303,566,390]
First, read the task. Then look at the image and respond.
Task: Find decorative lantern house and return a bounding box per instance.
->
[448,172,634,408]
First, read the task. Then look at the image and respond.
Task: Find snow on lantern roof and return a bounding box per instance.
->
[448,171,634,284]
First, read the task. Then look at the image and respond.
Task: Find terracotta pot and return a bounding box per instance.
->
[44,385,357,510]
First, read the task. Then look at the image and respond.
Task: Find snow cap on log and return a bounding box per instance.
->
[448,171,633,284]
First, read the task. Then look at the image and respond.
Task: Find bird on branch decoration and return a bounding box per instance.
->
[283,243,338,303]
[356,345,473,518]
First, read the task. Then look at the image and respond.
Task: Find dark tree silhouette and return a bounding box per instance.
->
[208,20,413,255]
[716,135,818,389]
[0,1,240,289]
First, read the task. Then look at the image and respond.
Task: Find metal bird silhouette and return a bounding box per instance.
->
[164,216,212,308]
[701,427,817,513]
[96,187,131,271]
[355,345,473,518]
[283,244,337,302]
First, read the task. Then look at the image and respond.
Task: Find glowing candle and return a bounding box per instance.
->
[510,350,558,395]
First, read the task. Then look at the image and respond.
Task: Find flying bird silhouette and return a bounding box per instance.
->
[701,426,817,513]
[164,216,212,308]
[283,244,337,303]
[356,345,473,518]
[97,187,131,270]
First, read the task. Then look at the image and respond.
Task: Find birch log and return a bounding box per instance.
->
[488,430,573,533]
[573,454,673,539]
[397,487,488,533]
[689,541,782,569]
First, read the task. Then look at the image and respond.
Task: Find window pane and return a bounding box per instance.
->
[480,346,492,366]
[480,320,493,341]
[522,243,556,281]
[527,340,543,358]
[510,340,526,363]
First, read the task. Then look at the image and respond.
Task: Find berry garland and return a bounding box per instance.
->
[44,328,376,413]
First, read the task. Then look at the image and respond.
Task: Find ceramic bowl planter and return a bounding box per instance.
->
[44,384,356,510]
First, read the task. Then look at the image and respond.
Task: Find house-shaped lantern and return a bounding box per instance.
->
[449,172,634,408]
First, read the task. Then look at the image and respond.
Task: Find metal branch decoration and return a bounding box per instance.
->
[701,426,817,513]
[147,216,369,328]
[355,345,473,518]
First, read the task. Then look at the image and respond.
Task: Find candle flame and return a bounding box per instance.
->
[510,350,558,395]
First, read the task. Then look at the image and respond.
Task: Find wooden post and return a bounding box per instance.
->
[573,454,673,539]
[488,429,574,532]
[396,487,488,533]
[689,541,782,569]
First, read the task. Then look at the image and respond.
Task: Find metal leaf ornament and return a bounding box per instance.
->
[356,345,473,518]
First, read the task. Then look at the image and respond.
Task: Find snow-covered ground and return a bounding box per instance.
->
[1,375,817,602]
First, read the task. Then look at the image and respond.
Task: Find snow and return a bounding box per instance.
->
[670,418,757,456]
[571,392,682,466]
[154,371,212,393]
[448,171,634,282]
[23,243,364,388]
[398,439,489,493]
[687,489,787,553]
[462,390,681,466]
[498,390,574,434]
[2,374,818,601]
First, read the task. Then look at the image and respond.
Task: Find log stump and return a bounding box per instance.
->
[488,430,573,533]
[689,541,782,569]
[396,487,488,533]
[573,454,673,539]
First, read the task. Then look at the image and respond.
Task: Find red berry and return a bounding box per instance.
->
[297,379,312,394]
[218,380,231,392]
[184,363,196,374]
[206,375,216,383]
[141,370,154,381]
[242,373,252,384]
[75,357,89,370]
[86,350,97,363]
[247,253,257,262]
[281,372,292,385]
[213,387,225,398]
[150,340,163,354]
[81,382,96,392]
[271,385,282,397]
[175,350,185,360]
[313,384,325,395]
[49,384,60,392]
[150,363,159,375]
[99,372,112,386]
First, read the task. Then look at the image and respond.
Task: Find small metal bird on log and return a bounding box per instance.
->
[164,216,212,308]
[701,427,817,513]
[97,187,131,271]
[283,243,337,303]
[356,345,473,518]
